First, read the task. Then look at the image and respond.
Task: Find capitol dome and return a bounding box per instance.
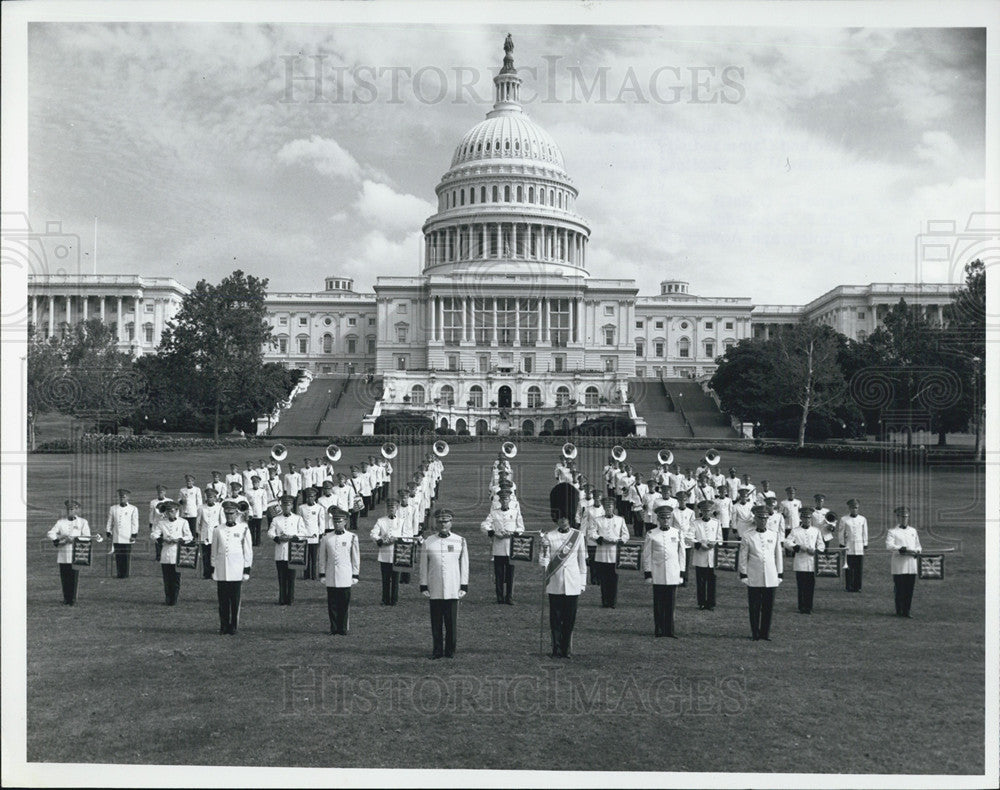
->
[450,113,565,170]
[422,35,590,278]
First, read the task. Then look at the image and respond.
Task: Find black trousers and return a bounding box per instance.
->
[362,494,374,516]
[58,563,79,604]
[349,510,359,531]
[379,561,399,605]
[153,530,163,560]
[747,586,776,639]
[586,546,597,584]
[695,566,716,608]
[303,543,319,580]
[113,543,132,578]
[595,561,618,607]
[248,518,262,547]
[161,564,181,605]
[492,556,514,601]
[845,555,864,592]
[217,580,242,633]
[893,573,916,616]
[275,560,296,604]
[796,571,816,612]
[429,598,458,657]
[652,584,677,636]
[327,587,351,634]
[632,518,645,539]
[201,544,213,578]
[548,594,579,657]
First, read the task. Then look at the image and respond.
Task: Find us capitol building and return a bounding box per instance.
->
[27,37,958,436]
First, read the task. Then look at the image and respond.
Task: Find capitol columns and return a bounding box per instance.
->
[49,295,55,336]
[115,296,123,341]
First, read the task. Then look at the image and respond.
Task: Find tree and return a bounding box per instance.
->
[948,260,986,455]
[771,321,848,447]
[27,318,142,437]
[708,338,781,427]
[157,270,276,439]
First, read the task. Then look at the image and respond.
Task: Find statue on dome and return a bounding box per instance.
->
[504,33,514,55]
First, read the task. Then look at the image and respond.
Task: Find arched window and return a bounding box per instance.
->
[526,385,542,407]
[481,186,486,203]
[410,384,425,405]
[492,185,499,202]
[475,419,489,436]
[528,186,534,202]
[549,189,554,205]
[322,333,333,354]
[558,192,563,209]
[678,337,690,358]
[542,418,555,433]
[522,419,535,435]
[469,189,475,205]
[439,418,449,430]
[460,190,465,206]
[516,185,523,202]
[561,418,571,432]
[504,185,511,202]
[440,384,455,404]
[584,386,600,406]
[455,418,468,433]
[555,386,571,406]
[469,385,484,407]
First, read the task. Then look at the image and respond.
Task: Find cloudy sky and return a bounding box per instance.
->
[27,22,986,303]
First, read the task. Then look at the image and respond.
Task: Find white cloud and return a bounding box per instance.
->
[355,180,434,233]
[915,131,961,169]
[276,135,362,180]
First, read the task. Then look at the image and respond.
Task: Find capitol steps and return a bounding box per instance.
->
[660,379,739,439]
[270,376,345,437]
[316,376,383,437]
[629,378,691,437]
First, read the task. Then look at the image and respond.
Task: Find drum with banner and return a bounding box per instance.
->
[510,535,535,562]
[714,543,739,572]
[815,550,842,578]
[615,541,643,571]
[71,537,93,567]
[918,554,946,580]
[392,538,416,570]
[176,542,200,569]
[287,539,307,567]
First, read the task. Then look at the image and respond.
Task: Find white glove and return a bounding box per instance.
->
[242,574,250,581]
[351,578,359,586]
[458,590,466,599]
[422,590,431,598]
[645,578,653,585]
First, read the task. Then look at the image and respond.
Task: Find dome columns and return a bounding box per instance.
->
[423,221,588,269]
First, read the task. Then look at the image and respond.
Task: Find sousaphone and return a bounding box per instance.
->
[270,443,288,462]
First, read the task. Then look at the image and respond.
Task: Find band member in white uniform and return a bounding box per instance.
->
[149,484,169,560]
[739,506,783,641]
[268,495,307,606]
[588,497,629,608]
[48,499,99,605]
[179,474,202,537]
[480,489,525,604]
[298,486,324,580]
[214,500,253,634]
[886,505,922,617]
[245,475,268,547]
[371,498,405,606]
[541,484,587,659]
[196,488,223,579]
[838,498,868,592]
[318,507,360,634]
[151,500,193,606]
[692,500,723,610]
[420,509,469,659]
[784,505,824,614]
[779,486,802,535]
[106,488,139,578]
[642,504,685,637]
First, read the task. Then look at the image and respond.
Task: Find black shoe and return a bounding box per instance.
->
[667,633,678,639]
[762,636,772,641]
[550,650,560,658]
[698,605,705,610]
[219,628,227,635]
[504,598,513,605]
[444,652,454,658]
[431,653,443,660]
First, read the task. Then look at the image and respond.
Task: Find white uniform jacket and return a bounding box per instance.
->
[886,526,922,575]
[149,497,169,530]
[245,487,268,520]
[480,507,525,556]
[419,532,469,599]
[207,480,228,500]
[691,517,723,568]
[739,529,784,587]
[178,486,202,519]
[225,473,243,495]
[196,503,224,545]
[241,468,257,492]
[298,502,324,544]
[642,526,686,584]
[540,528,588,595]
[714,496,732,530]
[317,530,360,587]
[671,507,696,547]
[329,484,360,514]
[724,476,741,500]
[152,517,194,565]
[371,515,405,563]
[731,501,755,537]
[283,472,302,498]
[268,513,307,561]
[780,498,802,531]
[48,517,91,563]
[838,514,868,555]
[212,522,253,581]
[783,526,825,573]
[106,503,139,543]
[588,515,629,563]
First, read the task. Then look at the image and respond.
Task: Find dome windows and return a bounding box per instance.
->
[516,185,523,202]
[481,186,486,203]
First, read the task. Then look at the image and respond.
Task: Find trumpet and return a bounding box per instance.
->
[611,444,627,462]
[326,443,342,462]
[657,448,674,466]
[561,442,578,460]
[704,449,721,467]
[501,441,517,459]
[270,443,288,462]
[433,440,450,457]
[380,441,398,460]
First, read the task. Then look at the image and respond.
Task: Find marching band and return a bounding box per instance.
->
[45,441,937,656]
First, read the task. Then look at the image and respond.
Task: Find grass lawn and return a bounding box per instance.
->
[23,442,985,773]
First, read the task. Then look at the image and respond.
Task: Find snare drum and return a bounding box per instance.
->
[265,503,281,519]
